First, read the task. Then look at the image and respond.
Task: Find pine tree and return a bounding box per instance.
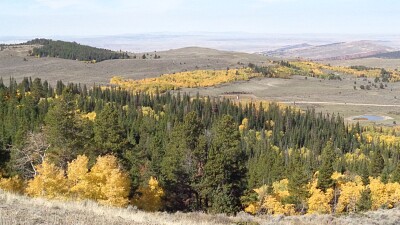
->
[202,115,246,215]
[44,87,84,167]
[356,187,372,212]
[370,148,384,177]
[391,163,400,183]
[287,151,310,213]
[94,104,127,156]
[360,160,370,185]
[317,141,335,192]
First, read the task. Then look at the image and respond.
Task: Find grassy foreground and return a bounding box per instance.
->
[0,190,399,225]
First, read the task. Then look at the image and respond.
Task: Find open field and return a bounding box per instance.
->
[0,45,269,85]
[179,75,400,125]
[1,190,400,225]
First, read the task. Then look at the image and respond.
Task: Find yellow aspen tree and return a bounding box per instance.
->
[25,160,67,199]
[67,155,90,199]
[132,176,164,212]
[369,177,389,209]
[87,155,131,207]
[0,175,24,194]
[336,176,364,213]
[100,169,131,207]
[386,182,400,208]
[307,175,334,214]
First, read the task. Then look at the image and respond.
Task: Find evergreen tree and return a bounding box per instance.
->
[202,115,246,215]
[360,160,370,185]
[356,187,372,212]
[370,148,384,177]
[391,163,400,183]
[93,104,127,156]
[44,88,86,167]
[317,141,335,191]
[287,151,310,213]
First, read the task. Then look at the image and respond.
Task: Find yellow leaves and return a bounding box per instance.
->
[248,180,295,216]
[0,175,24,194]
[239,118,249,134]
[25,160,68,199]
[336,180,364,213]
[368,177,400,210]
[244,203,258,215]
[262,195,295,215]
[307,175,333,214]
[26,155,130,207]
[110,68,261,93]
[67,155,90,200]
[272,179,290,200]
[100,169,131,207]
[132,176,164,212]
[307,187,334,214]
[81,112,96,121]
[88,155,131,207]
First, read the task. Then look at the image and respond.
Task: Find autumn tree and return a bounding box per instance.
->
[132,176,164,211]
[86,155,131,207]
[25,160,67,199]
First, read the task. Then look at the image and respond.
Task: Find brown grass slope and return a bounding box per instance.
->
[1,190,400,225]
[0,45,269,85]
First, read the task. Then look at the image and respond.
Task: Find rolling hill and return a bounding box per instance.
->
[264,40,393,60]
[0,44,269,85]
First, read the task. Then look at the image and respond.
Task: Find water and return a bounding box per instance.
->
[353,115,386,121]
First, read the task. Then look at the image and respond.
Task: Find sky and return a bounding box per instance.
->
[0,0,399,37]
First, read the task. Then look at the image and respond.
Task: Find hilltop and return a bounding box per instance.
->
[264,40,393,60]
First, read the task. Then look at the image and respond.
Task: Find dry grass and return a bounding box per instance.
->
[0,190,235,225]
[1,190,400,225]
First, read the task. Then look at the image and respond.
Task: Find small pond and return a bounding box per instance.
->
[352,115,386,121]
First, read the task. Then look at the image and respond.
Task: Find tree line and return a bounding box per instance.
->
[26,39,129,62]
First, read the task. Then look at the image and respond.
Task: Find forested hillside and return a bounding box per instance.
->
[1,77,400,215]
[26,39,129,62]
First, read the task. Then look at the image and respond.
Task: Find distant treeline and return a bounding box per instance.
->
[26,39,129,62]
[370,51,400,59]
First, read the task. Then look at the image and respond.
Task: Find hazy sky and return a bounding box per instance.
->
[0,0,399,36]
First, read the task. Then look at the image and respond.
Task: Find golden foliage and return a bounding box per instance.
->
[262,195,295,215]
[110,68,261,93]
[336,176,364,213]
[67,155,90,200]
[307,176,333,214]
[25,160,68,199]
[0,175,24,194]
[132,176,164,212]
[26,155,130,207]
[87,155,131,207]
[81,112,96,121]
[369,177,400,210]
